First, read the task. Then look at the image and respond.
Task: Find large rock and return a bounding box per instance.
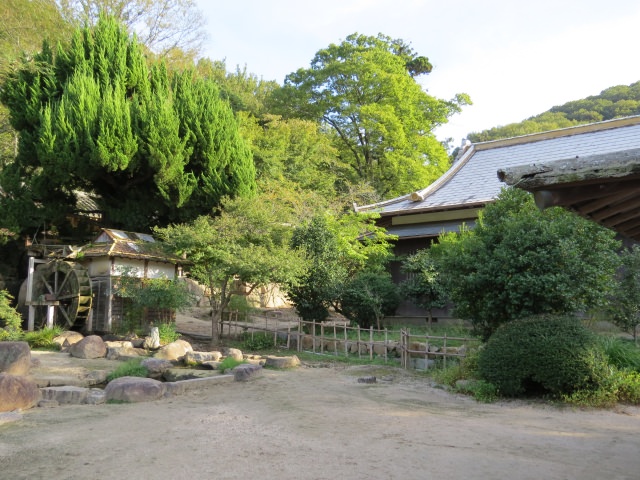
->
[69,335,107,359]
[184,351,222,365]
[154,340,193,362]
[233,364,263,382]
[264,355,300,369]
[0,341,31,375]
[40,386,89,405]
[0,373,41,412]
[141,358,173,379]
[53,331,84,350]
[104,376,167,403]
[223,347,243,361]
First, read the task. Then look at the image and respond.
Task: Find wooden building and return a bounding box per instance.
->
[355,116,640,317]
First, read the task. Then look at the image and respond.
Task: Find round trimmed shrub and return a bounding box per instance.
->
[478,314,608,397]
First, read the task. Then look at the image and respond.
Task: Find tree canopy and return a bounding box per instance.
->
[270,33,470,198]
[431,188,621,340]
[0,15,255,236]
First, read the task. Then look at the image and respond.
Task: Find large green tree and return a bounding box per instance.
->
[0,15,255,236]
[287,212,395,322]
[270,33,470,198]
[431,188,621,340]
[154,193,308,346]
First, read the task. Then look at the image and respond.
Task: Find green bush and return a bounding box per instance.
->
[23,327,63,350]
[339,271,400,329]
[106,358,148,382]
[597,336,640,372]
[564,368,640,407]
[242,333,275,351]
[157,322,181,345]
[0,290,22,334]
[218,357,246,373]
[478,314,608,397]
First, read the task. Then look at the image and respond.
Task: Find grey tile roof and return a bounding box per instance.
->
[356,116,640,216]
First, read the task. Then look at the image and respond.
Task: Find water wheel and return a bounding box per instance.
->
[31,260,92,329]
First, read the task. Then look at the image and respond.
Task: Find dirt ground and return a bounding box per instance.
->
[1,315,639,480]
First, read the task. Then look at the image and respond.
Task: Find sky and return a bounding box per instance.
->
[194,0,640,146]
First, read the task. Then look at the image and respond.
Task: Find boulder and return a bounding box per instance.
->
[233,364,263,382]
[69,335,107,359]
[0,373,41,412]
[141,358,173,379]
[53,331,84,349]
[223,347,243,361]
[154,340,193,362]
[0,341,31,375]
[104,376,167,403]
[264,355,300,369]
[143,327,160,349]
[40,386,89,405]
[184,351,223,365]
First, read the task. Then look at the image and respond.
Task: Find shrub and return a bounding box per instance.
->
[478,314,608,397]
[597,336,640,372]
[243,333,275,351]
[218,356,246,373]
[0,290,22,334]
[339,271,400,329]
[106,358,148,382]
[564,369,640,407]
[157,322,181,345]
[23,327,63,350]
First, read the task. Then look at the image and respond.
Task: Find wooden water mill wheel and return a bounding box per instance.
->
[31,260,92,329]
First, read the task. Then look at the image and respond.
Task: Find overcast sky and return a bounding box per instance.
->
[194,0,640,146]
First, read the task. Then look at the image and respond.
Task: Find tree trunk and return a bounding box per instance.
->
[210,308,221,348]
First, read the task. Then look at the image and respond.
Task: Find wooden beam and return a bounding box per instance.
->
[573,188,639,215]
[590,196,640,222]
[498,148,640,190]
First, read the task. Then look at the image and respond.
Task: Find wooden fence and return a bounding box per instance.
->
[220,313,479,369]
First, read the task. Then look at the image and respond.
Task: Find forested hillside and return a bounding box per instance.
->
[467,81,640,142]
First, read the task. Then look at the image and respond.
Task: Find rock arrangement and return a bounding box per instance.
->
[0,332,301,424]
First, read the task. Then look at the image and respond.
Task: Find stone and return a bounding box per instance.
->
[264,355,300,369]
[224,347,243,361]
[104,376,167,403]
[69,335,107,359]
[183,351,222,365]
[357,376,377,384]
[106,345,143,361]
[154,340,193,362]
[162,368,221,382]
[53,331,84,349]
[201,361,222,370]
[0,410,23,425]
[0,341,31,376]
[233,363,263,382]
[143,327,160,349]
[141,358,173,379]
[0,373,41,412]
[85,389,106,405]
[40,386,89,405]
[412,358,436,370]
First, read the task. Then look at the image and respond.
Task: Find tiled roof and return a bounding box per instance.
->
[355,116,640,216]
[68,228,185,264]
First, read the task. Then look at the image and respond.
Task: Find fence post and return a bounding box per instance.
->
[369,326,373,361]
[298,319,302,353]
[312,320,316,354]
[357,325,362,359]
[344,322,348,357]
[443,332,447,370]
[384,328,388,363]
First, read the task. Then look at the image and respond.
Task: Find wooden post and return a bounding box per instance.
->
[443,333,448,370]
[320,323,324,353]
[312,320,316,354]
[357,325,362,359]
[369,326,373,361]
[384,328,388,363]
[298,319,302,353]
[344,323,348,357]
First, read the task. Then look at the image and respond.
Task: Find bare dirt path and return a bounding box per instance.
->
[1,312,639,479]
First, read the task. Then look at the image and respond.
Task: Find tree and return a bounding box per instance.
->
[56,0,207,59]
[431,188,621,340]
[0,15,255,236]
[339,271,399,329]
[270,33,470,198]
[608,245,640,341]
[154,193,308,346]
[287,212,395,322]
[400,248,447,327]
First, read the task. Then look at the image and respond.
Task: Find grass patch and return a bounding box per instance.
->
[106,358,148,382]
[218,357,246,373]
[23,327,63,350]
[158,322,181,345]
